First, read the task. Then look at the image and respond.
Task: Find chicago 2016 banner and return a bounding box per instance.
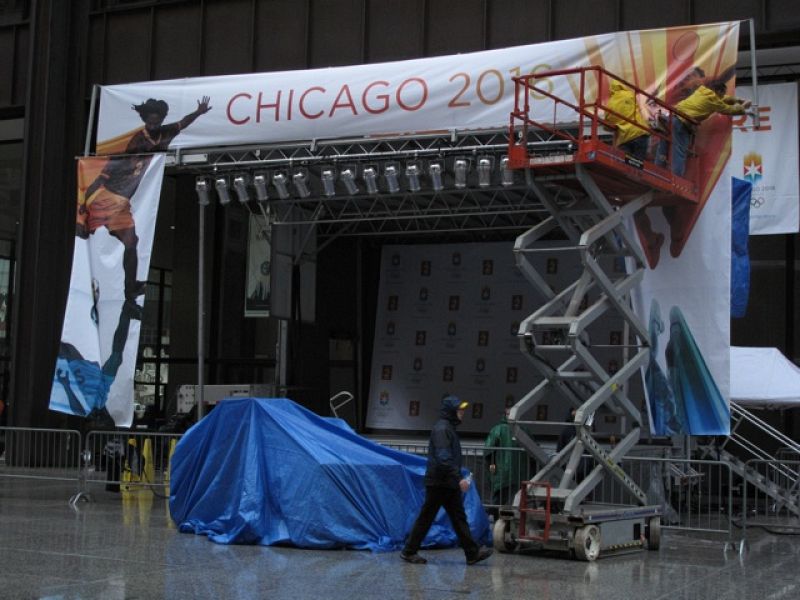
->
[49,155,165,427]
[92,22,740,436]
[732,82,799,235]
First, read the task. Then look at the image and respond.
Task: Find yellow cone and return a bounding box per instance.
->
[142,438,155,497]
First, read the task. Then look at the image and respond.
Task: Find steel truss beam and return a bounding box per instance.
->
[166,128,579,243]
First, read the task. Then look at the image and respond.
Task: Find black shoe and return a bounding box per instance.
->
[400,551,427,564]
[466,548,493,565]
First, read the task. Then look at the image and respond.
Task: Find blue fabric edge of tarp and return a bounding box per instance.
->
[169,397,492,552]
[731,177,752,318]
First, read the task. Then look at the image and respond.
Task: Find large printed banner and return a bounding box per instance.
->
[732,82,799,235]
[96,23,739,153]
[619,27,739,436]
[49,155,165,427]
[92,22,739,436]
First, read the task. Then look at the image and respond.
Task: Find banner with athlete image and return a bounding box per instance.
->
[49,154,165,427]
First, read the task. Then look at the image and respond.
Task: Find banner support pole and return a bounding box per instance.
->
[197,201,206,421]
[748,18,760,129]
[83,84,99,157]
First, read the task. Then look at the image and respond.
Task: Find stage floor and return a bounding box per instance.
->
[0,478,794,600]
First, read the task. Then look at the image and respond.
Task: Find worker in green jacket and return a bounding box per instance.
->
[484,408,524,511]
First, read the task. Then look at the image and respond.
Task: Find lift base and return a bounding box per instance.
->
[495,504,662,561]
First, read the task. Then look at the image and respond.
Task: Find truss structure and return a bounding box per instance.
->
[167,128,585,244]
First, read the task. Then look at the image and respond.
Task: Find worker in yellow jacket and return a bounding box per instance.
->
[655,80,750,176]
[606,80,651,161]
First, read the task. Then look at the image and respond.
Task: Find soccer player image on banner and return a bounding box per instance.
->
[81,97,211,307]
[50,153,167,427]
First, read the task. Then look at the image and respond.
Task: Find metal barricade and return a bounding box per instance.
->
[378,441,539,513]
[775,447,800,463]
[380,442,737,545]
[592,456,735,543]
[741,459,800,540]
[77,430,183,502]
[0,426,82,483]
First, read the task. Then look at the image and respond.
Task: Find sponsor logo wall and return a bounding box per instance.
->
[366,242,625,433]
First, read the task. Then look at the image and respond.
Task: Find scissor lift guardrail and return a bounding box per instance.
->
[496,67,705,560]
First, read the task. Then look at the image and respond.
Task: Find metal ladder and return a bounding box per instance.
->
[700,401,800,516]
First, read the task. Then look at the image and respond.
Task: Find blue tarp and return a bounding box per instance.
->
[731,177,752,318]
[169,397,491,551]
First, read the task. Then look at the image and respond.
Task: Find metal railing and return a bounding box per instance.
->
[75,430,184,502]
[378,442,540,513]
[0,426,82,482]
[591,456,735,539]
[741,459,800,540]
[0,423,788,551]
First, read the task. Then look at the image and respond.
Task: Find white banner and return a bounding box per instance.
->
[50,154,166,427]
[245,212,271,317]
[96,23,739,152]
[732,82,799,235]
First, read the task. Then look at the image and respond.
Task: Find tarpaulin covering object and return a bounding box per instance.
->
[731,177,752,318]
[170,398,491,551]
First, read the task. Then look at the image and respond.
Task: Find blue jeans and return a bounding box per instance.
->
[619,135,649,161]
[655,118,692,176]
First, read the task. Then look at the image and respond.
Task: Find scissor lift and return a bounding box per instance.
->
[494,67,700,560]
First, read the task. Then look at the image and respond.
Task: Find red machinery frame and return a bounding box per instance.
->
[508,66,700,206]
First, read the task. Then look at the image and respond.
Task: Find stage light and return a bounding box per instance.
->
[477,157,492,187]
[429,162,444,192]
[293,170,311,198]
[384,164,400,193]
[341,168,359,195]
[500,156,514,187]
[195,177,211,206]
[363,166,379,195]
[405,163,421,192]
[454,158,468,189]
[320,168,337,197]
[253,173,269,202]
[215,177,231,206]
[272,172,290,200]
[233,174,250,203]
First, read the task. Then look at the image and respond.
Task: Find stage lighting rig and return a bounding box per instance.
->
[253,173,269,202]
[272,172,290,200]
[195,177,211,206]
[233,174,250,203]
[215,177,232,206]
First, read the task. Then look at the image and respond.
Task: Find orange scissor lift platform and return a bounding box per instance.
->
[493,67,685,560]
[507,66,701,207]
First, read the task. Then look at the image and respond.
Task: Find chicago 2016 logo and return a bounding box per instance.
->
[743,151,763,184]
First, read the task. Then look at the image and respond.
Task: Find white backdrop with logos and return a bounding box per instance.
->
[366,242,627,434]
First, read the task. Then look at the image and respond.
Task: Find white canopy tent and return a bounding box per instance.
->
[730,346,800,408]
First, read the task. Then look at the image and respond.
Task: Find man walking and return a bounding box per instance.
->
[400,395,493,565]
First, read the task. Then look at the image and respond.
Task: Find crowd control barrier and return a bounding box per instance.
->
[0,426,82,483]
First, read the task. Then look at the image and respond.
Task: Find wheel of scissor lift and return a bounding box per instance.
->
[573,525,601,561]
[646,516,661,550]
[492,518,519,553]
